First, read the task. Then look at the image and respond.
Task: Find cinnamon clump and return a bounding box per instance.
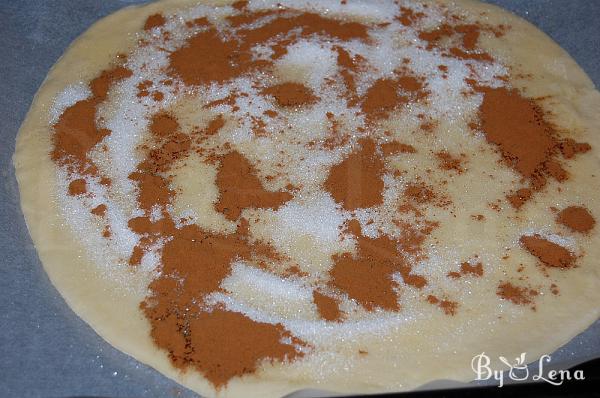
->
[129,172,174,212]
[361,73,426,122]
[169,11,369,88]
[448,262,483,279]
[128,112,195,214]
[149,112,179,137]
[520,235,575,268]
[381,141,416,156]
[335,46,363,104]
[397,6,425,27]
[262,83,318,107]
[169,28,260,86]
[52,66,132,172]
[215,151,293,221]
[313,291,342,322]
[68,179,87,196]
[236,12,369,46]
[557,206,595,233]
[559,139,591,159]
[144,13,166,30]
[184,308,304,387]
[324,138,385,211]
[419,23,493,62]
[497,282,538,306]
[403,182,435,204]
[91,204,107,217]
[506,188,532,209]
[476,86,587,190]
[329,220,427,311]
[427,295,458,315]
[436,151,464,173]
[135,216,306,387]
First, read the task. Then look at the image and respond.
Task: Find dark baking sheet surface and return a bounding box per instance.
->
[1,1,599,397]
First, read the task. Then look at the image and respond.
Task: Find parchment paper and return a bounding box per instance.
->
[1,1,598,397]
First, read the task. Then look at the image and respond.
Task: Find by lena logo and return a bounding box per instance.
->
[471,352,585,387]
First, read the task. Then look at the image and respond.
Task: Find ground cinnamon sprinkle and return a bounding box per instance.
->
[435,151,464,173]
[184,308,304,387]
[231,0,248,11]
[91,204,107,217]
[313,291,342,321]
[497,282,538,306]
[559,138,591,159]
[324,138,385,211]
[419,22,493,61]
[520,234,575,268]
[149,112,179,136]
[478,87,557,187]
[52,66,131,172]
[460,262,484,276]
[204,114,226,136]
[144,13,166,30]
[215,151,293,221]
[129,172,174,212]
[261,83,318,107]
[397,6,425,26]
[557,206,595,233]
[403,182,435,204]
[169,10,369,88]
[102,226,111,238]
[329,220,427,311]
[46,1,599,390]
[448,262,484,278]
[236,12,370,46]
[135,215,306,386]
[427,295,458,315]
[361,78,408,122]
[381,141,416,156]
[507,188,532,209]
[136,80,152,98]
[68,179,87,196]
[330,233,401,311]
[169,28,258,86]
[475,86,590,193]
[361,72,426,122]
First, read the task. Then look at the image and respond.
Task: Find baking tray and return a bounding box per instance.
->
[1,1,599,397]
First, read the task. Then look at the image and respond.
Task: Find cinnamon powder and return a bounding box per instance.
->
[448,262,484,278]
[476,86,587,190]
[381,141,416,156]
[68,179,87,196]
[427,295,458,316]
[329,220,427,311]
[507,188,532,209]
[557,206,595,233]
[91,204,107,217]
[46,2,598,390]
[313,291,342,322]
[136,217,306,387]
[261,83,318,107]
[497,282,538,306]
[52,66,132,172]
[144,13,166,30]
[324,138,385,211]
[520,234,575,268]
[215,151,293,221]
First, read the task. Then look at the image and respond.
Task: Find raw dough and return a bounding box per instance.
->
[14,1,600,397]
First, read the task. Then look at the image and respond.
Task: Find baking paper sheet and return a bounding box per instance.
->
[1,1,599,397]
